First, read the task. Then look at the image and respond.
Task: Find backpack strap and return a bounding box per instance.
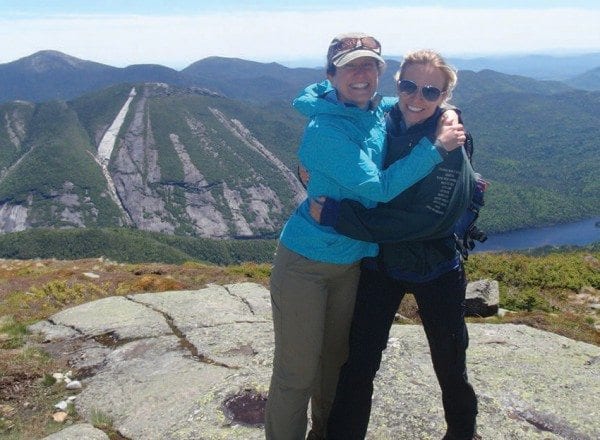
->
[463,131,474,162]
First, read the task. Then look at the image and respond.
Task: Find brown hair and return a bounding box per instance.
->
[394,49,457,102]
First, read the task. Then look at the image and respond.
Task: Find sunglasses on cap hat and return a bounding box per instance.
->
[397,79,446,102]
[328,36,382,64]
[332,36,381,54]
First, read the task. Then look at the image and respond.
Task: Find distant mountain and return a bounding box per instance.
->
[566,66,600,91]
[181,56,324,102]
[452,69,574,102]
[0,51,327,105]
[0,50,187,103]
[116,63,185,85]
[447,53,600,80]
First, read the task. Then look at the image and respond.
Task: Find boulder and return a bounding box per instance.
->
[466,279,500,317]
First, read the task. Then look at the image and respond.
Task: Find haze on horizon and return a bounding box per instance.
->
[1,0,599,69]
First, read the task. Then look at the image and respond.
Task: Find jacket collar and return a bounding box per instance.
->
[388,104,443,136]
[293,80,382,118]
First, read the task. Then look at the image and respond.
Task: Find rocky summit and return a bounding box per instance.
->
[28,282,600,440]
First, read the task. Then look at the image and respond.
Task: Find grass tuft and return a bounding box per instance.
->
[90,407,113,431]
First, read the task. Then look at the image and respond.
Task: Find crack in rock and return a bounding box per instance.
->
[225,285,256,315]
[509,407,592,439]
[48,318,85,336]
[126,296,238,369]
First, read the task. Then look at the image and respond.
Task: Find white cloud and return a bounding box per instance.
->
[0,7,599,68]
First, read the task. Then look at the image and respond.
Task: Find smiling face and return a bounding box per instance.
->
[328,56,380,109]
[399,63,447,127]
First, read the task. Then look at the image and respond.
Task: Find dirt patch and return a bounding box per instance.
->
[0,371,39,402]
[222,389,267,427]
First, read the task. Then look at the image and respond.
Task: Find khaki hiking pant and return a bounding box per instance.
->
[265,243,360,440]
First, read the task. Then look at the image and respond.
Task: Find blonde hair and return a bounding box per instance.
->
[394,49,458,102]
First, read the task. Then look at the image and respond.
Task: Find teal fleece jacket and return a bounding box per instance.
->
[279,81,443,264]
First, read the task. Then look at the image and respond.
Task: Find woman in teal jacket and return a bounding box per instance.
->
[265,34,465,440]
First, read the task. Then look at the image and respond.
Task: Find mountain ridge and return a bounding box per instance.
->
[2,50,600,104]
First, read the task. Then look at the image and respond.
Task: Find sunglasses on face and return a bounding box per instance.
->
[332,36,382,56]
[397,79,446,102]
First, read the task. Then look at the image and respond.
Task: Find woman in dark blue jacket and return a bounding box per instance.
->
[312,50,482,440]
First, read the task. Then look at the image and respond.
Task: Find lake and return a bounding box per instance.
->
[473,217,600,253]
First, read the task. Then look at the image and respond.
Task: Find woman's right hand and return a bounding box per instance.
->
[298,164,310,187]
[435,118,466,151]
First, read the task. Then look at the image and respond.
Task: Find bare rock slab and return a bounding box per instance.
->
[370,324,600,439]
[41,423,109,440]
[48,295,172,340]
[31,282,600,440]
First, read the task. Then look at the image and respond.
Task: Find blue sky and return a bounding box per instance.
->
[1,0,599,68]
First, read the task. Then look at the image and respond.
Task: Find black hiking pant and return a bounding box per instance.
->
[326,266,478,439]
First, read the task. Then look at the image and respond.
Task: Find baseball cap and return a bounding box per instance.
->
[327,32,385,67]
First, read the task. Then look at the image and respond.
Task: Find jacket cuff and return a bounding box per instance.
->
[434,139,450,159]
[320,197,341,227]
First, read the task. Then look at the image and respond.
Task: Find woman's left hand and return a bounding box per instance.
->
[439,109,459,126]
[436,109,465,151]
[435,119,466,151]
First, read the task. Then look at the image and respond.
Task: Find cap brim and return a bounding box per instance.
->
[332,50,385,67]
